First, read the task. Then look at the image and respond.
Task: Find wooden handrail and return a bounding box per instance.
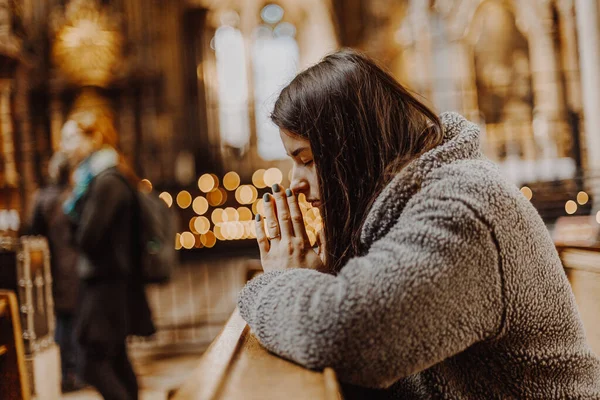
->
[0,290,31,400]
[173,308,342,400]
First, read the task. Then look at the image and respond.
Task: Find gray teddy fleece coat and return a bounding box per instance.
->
[238,112,600,399]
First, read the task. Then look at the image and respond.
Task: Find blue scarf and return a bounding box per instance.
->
[63,147,119,219]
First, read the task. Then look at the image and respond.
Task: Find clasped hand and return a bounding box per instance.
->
[255,185,324,273]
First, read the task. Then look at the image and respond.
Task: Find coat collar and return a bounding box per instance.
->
[360,112,483,247]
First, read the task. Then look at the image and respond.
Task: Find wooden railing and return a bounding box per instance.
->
[173,308,342,400]
[0,290,30,400]
[558,245,600,355]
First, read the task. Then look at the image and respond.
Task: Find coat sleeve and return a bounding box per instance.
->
[76,173,131,254]
[238,196,504,388]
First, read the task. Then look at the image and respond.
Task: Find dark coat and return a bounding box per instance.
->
[30,185,80,314]
[73,168,155,344]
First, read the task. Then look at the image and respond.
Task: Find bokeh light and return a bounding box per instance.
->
[198,173,217,193]
[139,179,153,194]
[194,216,210,234]
[214,224,225,241]
[252,198,265,215]
[201,231,217,248]
[175,233,182,250]
[207,188,224,206]
[189,217,198,234]
[159,192,173,207]
[223,171,241,191]
[520,186,532,201]
[211,208,225,224]
[577,191,589,205]
[180,232,196,249]
[193,196,209,215]
[565,200,577,215]
[235,185,255,204]
[176,191,192,209]
[225,207,239,222]
[263,168,283,187]
[237,207,252,221]
[252,169,266,188]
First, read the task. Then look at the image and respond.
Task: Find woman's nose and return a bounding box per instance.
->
[290,176,308,194]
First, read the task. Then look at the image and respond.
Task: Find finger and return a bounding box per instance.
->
[272,184,293,239]
[262,193,280,240]
[314,228,326,265]
[285,188,309,242]
[255,214,270,252]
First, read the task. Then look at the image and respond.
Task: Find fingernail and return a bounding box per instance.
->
[263,193,270,202]
[285,188,293,197]
[255,214,261,222]
[272,184,280,193]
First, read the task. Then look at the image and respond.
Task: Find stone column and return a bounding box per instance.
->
[575,0,600,209]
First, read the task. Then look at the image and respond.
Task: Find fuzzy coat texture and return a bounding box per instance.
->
[238,112,600,399]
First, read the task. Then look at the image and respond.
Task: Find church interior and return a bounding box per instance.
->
[1,0,600,399]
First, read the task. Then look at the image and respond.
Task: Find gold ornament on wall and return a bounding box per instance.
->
[51,0,123,87]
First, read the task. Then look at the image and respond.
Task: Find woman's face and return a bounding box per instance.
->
[60,120,97,166]
[280,130,321,207]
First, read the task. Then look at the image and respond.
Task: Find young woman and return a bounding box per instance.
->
[29,152,82,392]
[238,49,600,398]
[61,108,154,400]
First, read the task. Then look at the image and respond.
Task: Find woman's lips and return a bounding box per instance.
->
[309,200,321,208]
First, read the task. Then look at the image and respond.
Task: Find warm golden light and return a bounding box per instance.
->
[198,174,216,193]
[252,169,267,188]
[139,179,153,194]
[235,185,254,204]
[223,171,241,191]
[565,200,578,215]
[159,192,173,208]
[211,208,225,224]
[225,207,239,222]
[520,186,532,201]
[194,216,210,234]
[192,196,209,215]
[237,207,252,221]
[207,189,223,207]
[252,199,265,215]
[180,232,196,249]
[577,191,589,205]
[249,186,258,203]
[201,231,217,248]
[176,191,192,209]
[175,233,182,250]
[263,168,283,187]
[214,224,225,241]
[189,217,198,234]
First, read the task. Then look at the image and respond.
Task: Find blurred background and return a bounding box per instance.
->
[1,0,600,398]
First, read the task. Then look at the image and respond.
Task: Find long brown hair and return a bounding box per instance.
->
[271,49,444,273]
[68,108,139,185]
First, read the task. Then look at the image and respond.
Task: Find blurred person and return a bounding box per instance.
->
[29,152,83,393]
[61,109,155,400]
[239,49,600,398]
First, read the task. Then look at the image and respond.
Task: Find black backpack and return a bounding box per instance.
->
[136,189,178,284]
[111,171,177,284]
